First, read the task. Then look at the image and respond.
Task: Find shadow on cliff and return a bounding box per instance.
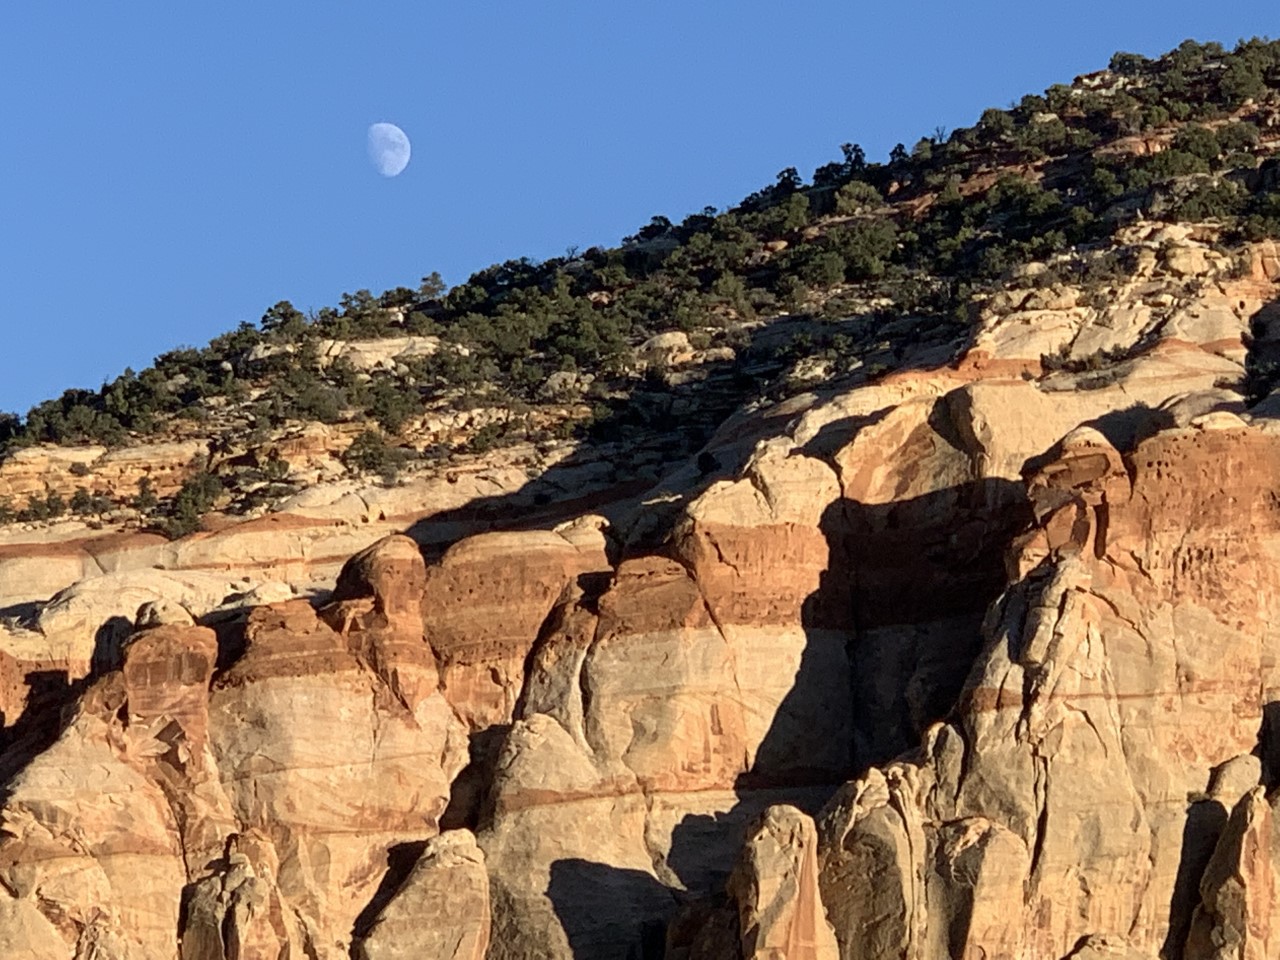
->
[1161,795,1229,960]
[0,600,40,624]
[1243,299,1280,410]
[349,839,430,942]
[402,311,973,559]
[1160,701,1280,959]
[763,476,1033,777]
[668,475,1033,891]
[540,473,1036,956]
[547,860,673,960]
[0,614,133,799]
[0,594,270,775]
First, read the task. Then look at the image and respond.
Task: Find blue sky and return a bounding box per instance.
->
[1,2,1274,414]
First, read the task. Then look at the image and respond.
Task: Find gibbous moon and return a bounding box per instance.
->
[367,122,411,177]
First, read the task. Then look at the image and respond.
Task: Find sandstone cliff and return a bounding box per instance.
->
[2,219,1280,958]
[8,34,1280,957]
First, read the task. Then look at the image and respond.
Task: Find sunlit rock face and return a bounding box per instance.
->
[3,225,1280,958]
[728,804,839,960]
[0,538,469,960]
[812,423,1280,960]
[464,229,1280,959]
[352,829,491,960]
[420,528,612,730]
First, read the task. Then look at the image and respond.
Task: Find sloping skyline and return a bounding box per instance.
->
[1,1,1274,413]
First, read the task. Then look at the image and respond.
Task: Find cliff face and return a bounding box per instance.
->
[2,225,1280,959]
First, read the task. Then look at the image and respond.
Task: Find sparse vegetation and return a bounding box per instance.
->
[342,430,411,483]
[3,37,1280,530]
[133,477,158,513]
[162,472,223,538]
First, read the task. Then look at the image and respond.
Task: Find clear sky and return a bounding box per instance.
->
[1,2,1274,414]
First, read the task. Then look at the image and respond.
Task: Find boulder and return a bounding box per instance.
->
[352,830,490,960]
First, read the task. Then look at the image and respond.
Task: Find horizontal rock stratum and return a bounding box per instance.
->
[2,220,1280,959]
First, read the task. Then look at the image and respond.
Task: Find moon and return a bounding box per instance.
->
[367,122,411,177]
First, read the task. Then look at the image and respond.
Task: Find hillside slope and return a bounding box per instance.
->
[3,37,1280,960]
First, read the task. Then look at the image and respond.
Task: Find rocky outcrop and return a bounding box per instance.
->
[477,518,852,958]
[3,227,1280,957]
[728,805,838,960]
[0,624,221,959]
[1184,787,1276,960]
[467,217,1280,957]
[0,538,468,959]
[352,830,491,960]
[797,420,1280,960]
[0,439,209,506]
[423,527,611,728]
[0,448,620,739]
[179,831,307,960]
[816,766,929,959]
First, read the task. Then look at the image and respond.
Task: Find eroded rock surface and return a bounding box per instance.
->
[804,421,1280,960]
[353,829,491,960]
[3,227,1280,958]
[0,538,468,959]
[728,805,838,960]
